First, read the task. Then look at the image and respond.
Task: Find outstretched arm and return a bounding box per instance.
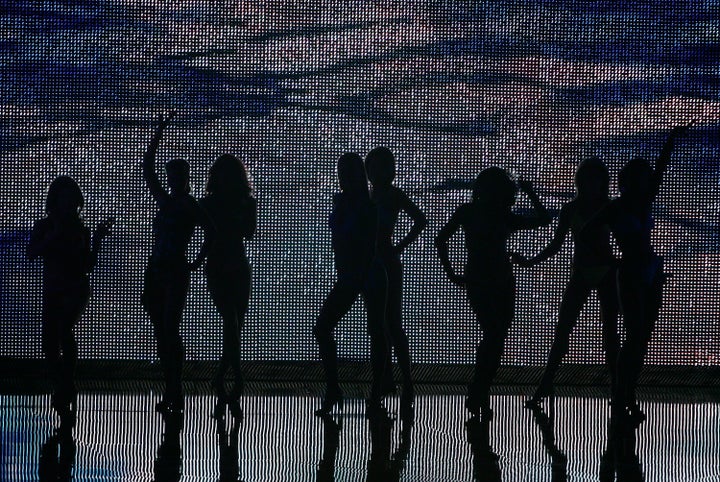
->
[652,121,694,201]
[514,204,570,267]
[396,191,427,253]
[435,208,465,286]
[143,112,175,203]
[512,179,552,230]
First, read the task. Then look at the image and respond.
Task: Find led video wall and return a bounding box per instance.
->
[1,1,718,365]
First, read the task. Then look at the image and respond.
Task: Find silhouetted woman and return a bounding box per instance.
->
[436,168,550,420]
[200,154,256,419]
[514,158,619,408]
[588,124,692,426]
[365,147,427,422]
[314,153,388,416]
[142,112,210,414]
[28,176,112,427]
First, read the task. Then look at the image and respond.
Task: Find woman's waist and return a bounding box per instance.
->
[206,255,250,273]
[619,250,659,267]
[43,271,89,291]
[147,254,190,271]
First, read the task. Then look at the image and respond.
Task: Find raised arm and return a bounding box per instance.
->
[396,190,427,253]
[512,179,552,230]
[435,207,465,286]
[652,121,694,202]
[143,112,175,203]
[514,204,570,267]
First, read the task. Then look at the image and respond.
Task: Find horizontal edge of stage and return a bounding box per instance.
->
[1,358,718,389]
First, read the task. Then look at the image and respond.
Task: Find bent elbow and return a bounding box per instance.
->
[418,215,429,230]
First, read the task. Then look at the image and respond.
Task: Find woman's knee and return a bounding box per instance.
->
[60,328,77,354]
[313,321,333,344]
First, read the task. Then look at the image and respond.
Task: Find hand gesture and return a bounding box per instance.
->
[155,111,176,133]
[93,218,114,241]
[517,178,533,194]
[669,120,696,139]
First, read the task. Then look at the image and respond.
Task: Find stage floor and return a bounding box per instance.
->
[2,383,719,481]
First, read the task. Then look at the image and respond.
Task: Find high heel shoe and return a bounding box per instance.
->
[212,399,226,420]
[466,395,493,422]
[315,387,343,417]
[625,403,646,427]
[365,397,388,420]
[212,376,227,400]
[400,388,415,423]
[228,399,243,421]
[156,396,184,416]
[52,390,77,429]
[524,384,554,409]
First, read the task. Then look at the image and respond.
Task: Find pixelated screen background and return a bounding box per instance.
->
[1,1,718,365]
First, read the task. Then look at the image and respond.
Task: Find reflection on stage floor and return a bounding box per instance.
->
[1,383,718,481]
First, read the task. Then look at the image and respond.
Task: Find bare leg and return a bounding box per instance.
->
[467,277,515,420]
[314,278,360,415]
[528,276,590,405]
[597,270,620,400]
[385,257,412,392]
[363,261,389,405]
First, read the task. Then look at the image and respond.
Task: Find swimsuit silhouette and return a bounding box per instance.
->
[28,175,112,431]
[436,167,550,420]
[141,112,211,415]
[200,154,257,420]
[365,146,427,422]
[587,123,693,426]
[314,153,390,417]
[514,157,619,408]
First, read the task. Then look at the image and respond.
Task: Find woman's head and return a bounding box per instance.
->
[575,157,609,199]
[165,158,190,194]
[337,153,369,197]
[45,176,84,216]
[206,154,253,197]
[618,157,653,197]
[365,147,396,187]
[472,167,517,208]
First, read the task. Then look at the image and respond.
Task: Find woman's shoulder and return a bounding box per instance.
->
[456,202,476,217]
[241,195,257,210]
[33,217,51,229]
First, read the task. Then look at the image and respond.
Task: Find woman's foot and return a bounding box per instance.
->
[315,386,343,417]
[380,377,396,397]
[212,375,227,400]
[400,386,415,423]
[228,399,243,421]
[365,397,388,420]
[625,403,646,427]
[156,395,184,415]
[466,394,493,422]
[524,384,554,409]
[212,399,226,420]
